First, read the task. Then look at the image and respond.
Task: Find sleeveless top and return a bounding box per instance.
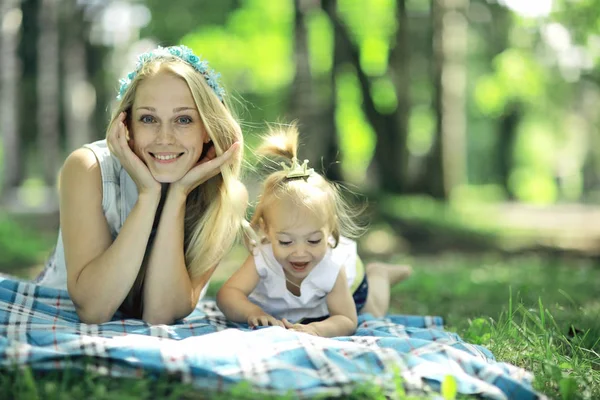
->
[248,236,361,323]
[36,139,208,316]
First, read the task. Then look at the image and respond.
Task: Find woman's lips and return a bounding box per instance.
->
[150,152,184,164]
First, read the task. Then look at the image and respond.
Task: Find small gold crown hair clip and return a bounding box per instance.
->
[281,157,314,179]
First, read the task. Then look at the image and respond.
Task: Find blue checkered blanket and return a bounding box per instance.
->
[0,276,543,399]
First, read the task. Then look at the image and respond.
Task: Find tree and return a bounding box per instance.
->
[425,0,469,199]
[289,0,340,180]
[37,0,60,187]
[0,0,23,200]
[62,0,94,152]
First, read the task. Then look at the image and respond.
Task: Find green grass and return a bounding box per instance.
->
[0,214,54,274]
[384,252,600,399]
[1,252,598,399]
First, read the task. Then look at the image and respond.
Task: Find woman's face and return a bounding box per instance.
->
[129,71,207,183]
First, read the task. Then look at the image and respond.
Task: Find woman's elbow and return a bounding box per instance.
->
[143,314,176,326]
[75,306,113,325]
[142,303,194,325]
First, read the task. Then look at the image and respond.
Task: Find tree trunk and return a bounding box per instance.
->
[289,0,340,180]
[427,0,469,199]
[37,0,60,186]
[326,1,409,193]
[497,103,520,199]
[0,0,23,198]
[383,0,410,192]
[62,0,94,153]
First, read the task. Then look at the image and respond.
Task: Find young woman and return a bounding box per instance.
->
[37,45,247,325]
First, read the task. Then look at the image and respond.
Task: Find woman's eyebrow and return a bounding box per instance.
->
[173,107,197,112]
[134,106,197,112]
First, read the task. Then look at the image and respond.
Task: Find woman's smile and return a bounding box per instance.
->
[149,152,185,164]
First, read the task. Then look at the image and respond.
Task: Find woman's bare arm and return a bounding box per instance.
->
[61,148,160,324]
[140,187,210,324]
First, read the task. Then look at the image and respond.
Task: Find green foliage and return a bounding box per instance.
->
[335,67,377,183]
[306,9,334,78]
[337,0,397,76]
[0,214,53,272]
[181,0,294,97]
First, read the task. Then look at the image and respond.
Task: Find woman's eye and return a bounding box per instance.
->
[278,240,292,246]
[177,116,192,124]
[140,115,155,124]
[308,239,322,245]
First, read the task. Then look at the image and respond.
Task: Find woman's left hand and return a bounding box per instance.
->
[172,141,241,196]
[282,319,321,336]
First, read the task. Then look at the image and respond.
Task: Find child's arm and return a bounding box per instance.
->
[216,255,284,328]
[284,268,358,337]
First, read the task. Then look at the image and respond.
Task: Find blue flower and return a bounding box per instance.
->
[169,47,182,57]
[116,45,225,101]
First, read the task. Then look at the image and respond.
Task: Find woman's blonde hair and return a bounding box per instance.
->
[245,123,365,250]
[106,54,245,310]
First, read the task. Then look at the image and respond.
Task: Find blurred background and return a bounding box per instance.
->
[1,0,600,276]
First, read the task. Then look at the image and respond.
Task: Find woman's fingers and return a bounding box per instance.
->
[207,141,240,168]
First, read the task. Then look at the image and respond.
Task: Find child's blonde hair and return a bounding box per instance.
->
[106,55,245,287]
[245,123,365,249]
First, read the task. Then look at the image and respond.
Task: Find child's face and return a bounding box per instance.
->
[264,199,330,282]
[129,71,207,183]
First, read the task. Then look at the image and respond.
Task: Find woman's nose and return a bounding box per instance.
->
[155,125,175,144]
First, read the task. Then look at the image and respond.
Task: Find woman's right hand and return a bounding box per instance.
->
[107,112,161,196]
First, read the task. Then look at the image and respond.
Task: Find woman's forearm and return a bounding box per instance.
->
[71,192,160,324]
[142,187,196,324]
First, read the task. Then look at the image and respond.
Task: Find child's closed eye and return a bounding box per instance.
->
[308,239,322,245]
[278,240,292,246]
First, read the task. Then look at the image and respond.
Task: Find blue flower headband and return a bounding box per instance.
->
[116,45,225,101]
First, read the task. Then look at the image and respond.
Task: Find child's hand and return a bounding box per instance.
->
[282,319,321,336]
[248,314,285,328]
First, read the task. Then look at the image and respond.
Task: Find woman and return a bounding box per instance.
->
[37,45,246,325]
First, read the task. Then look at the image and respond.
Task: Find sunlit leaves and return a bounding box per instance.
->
[337,0,396,76]
[182,0,294,94]
[474,48,547,117]
[306,9,334,78]
[335,69,376,183]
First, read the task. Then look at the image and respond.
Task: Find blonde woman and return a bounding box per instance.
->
[217,125,411,338]
[36,46,246,325]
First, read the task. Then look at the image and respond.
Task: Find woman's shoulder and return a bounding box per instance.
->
[61,146,102,182]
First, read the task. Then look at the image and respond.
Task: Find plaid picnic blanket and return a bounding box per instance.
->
[0,276,543,399]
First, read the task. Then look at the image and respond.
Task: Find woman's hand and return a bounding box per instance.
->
[248,314,285,328]
[282,319,321,336]
[171,141,240,196]
[107,112,161,196]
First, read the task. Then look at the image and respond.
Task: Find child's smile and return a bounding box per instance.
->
[263,198,330,286]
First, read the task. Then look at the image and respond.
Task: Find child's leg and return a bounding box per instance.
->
[360,263,412,318]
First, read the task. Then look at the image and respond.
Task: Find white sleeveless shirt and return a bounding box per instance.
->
[248,236,358,323]
[36,139,208,300]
